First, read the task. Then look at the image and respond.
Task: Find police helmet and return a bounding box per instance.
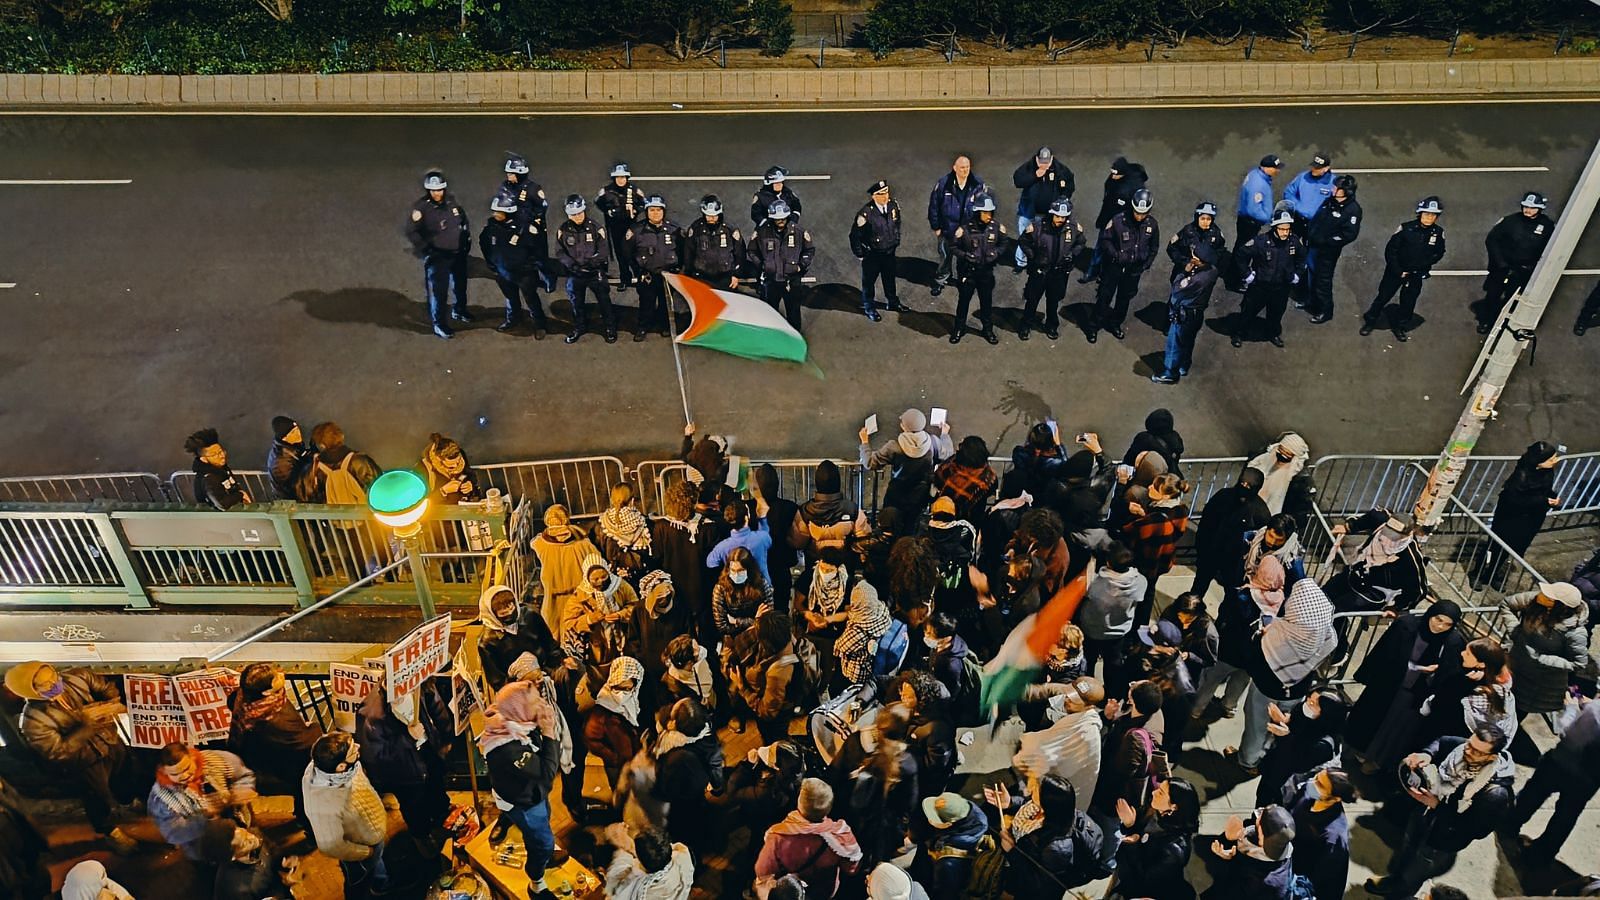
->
[1130,189,1153,214]
[1048,198,1073,218]
[1520,191,1548,210]
[1270,209,1295,227]
[504,154,530,175]
[764,166,789,186]
[644,195,666,211]
[422,170,448,191]
[768,199,792,220]
[490,192,519,214]
[700,195,723,216]
[1334,174,1358,195]
[1194,200,1219,218]
[1273,199,1295,216]
[564,194,587,216]
[1416,196,1443,215]
[609,162,631,179]
[973,195,997,213]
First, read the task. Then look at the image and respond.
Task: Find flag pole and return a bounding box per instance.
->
[664,277,693,425]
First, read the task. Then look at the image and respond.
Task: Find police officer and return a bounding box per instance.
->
[1305,174,1362,324]
[751,166,802,228]
[1479,191,1554,334]
[1232,208,1307,348]
[1167,200,1227,291]
[851,180,903,321]
[1362,196,1446,343]
[405,169,471,340]
[1152,241,1221,385]
[747,200,814,331]
[622,196,681,342]
[682,195,745,292]
[929,154,985,294]
[1229,154,1280,291]
[1092,188,1160,343]
[1011,147,1074,270]
[1082,156,1148,282]
[500,153,556,293]
[479,190,550,339]
[1017,197,1085,341]
[1282,151,1336,223]
[950,194,1005,345]
[595,162,647,291]
[555,195,616,344]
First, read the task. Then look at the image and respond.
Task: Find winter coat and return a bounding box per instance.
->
[1111,821,1193,899]
[531,530,600,636]
[927,634,971,703]
[1237,166,1275,224]
[1011,158,1075,220]
[193,458,250,510]
[583,705,641,769]
[1005,811,1108,896]
[791,492,870,555]
[1193,485,1270,584]
[1505,590,1590,713]
[1489,463,1557,553]
[484,733,561,809]
[1413,735,1515,853]
[18,668,125,770]
[1485,210,1554,271]
[1098,162,1149,229]
[1254,700,1342,809]
[302,764,386,862]
[1286,780,1350,900]
[478,609,566,692]
[1307,195,1362,252]
[755,811,864,898]
[313,445,381,496]
[228,691,323,788]
[267,438,316,501]
[928,170,988,235]
[1382,219,1446,274]
[356,681,452,791]
[1282,168,1336,219]
[923,805,990,900]
[1077,567,1148,641]
[1346,611,1464,749]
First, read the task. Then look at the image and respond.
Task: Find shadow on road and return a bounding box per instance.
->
[284,287,436,335]
[1134,301,1172,334]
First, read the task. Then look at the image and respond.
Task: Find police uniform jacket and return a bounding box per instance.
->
[1169,262,1221,311]
[1242,229,1307,286]
[556,218,610,275]
[928,172,987,235]
[683,219,744,277]
[407,194,468,256]
[625,219,682,274]
[1096,163,1148,229]
[747,220,815,280]
[1237,167,1275,224]
[1019,215,1085,273]
[1097,211,1160,270]
[850,200,902,257]
[1486,212,1553,271]
[750,186,802,225]
[1012,159,1076,220]
[1167,219,1227,268]
[1383,219,1446,274]
[479,216,536,276]
[954,218,1007,271]
[1307,196,1362,251]
[500,176,549,231]
[595,181,647,226]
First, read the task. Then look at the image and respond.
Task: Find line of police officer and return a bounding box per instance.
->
[406,151,1565,359]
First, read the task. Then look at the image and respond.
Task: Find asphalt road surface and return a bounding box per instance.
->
[1,100,1598,478]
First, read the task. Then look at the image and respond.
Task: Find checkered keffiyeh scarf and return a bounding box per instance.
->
[1262,579,1337,687]
[599,507,653,553]
[835,588,891,684]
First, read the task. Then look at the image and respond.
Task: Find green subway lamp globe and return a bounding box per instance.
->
[368,469,430,530]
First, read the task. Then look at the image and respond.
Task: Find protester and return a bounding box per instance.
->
[228,662,322,828]
[1108,777,1201,900]
[791,459,870,556]
[713,546,775,644]
[1229,578,1337,776]
[1120,472,1193,624]
[593,482,654,580]
[1283,769,1354,900]
[651,482,713,642]
[859,409,955,522]
[310,421,382,501]
[1505,694,1600,863]
[754,463,802,607]
[1346,600,1464,774]
[562,554,640,690]
[61,860,135,900]
[1190,467,1270,598]
[989,774,1110,895]
[202,820,294,900]
[419,432,479,504]
[586,656,645,791]
[147,741,257,860]
[304,731,390,898]
[1122,408,1185,476]
[480,682,562,900]
[932,435,998,525]
[1205,804,1298,899]
[1013,675,1106,808]
[754,778,864,899]
[1503,582,1589,729]
[1246,432,1310,516]
[1078,542,1146,690]
[602,823,695,900]
[915,792,990,900]
[1473,440,1562,587]
[866,863,930,900]
[1253,686,1347,808]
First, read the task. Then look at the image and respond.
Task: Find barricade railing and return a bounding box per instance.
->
[473,456,626,521]
[0,507,147,607]
[1323,605,1502,686]
[168,469,275,506]
[1311,451,1600,522]
[0,472,168,504]
[636,458,866,518]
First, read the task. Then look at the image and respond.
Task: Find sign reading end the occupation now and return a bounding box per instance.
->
[385,614,452,708]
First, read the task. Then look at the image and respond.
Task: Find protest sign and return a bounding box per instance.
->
[123,674,189,749]
[385,614,452,708]
[172,667,239,744]
[330,661,385,733]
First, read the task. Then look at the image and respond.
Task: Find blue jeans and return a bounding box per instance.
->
[1238,683,1275,767]
[339,841,388,898]
[504,799,555,888]
[1015,215,1031,266]
[1161,305,1204,377]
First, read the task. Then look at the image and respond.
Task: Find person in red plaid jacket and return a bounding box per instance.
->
[933,435,998,524]
[1120,472,1193,625]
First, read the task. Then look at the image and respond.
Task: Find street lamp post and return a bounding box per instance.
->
[368,470,436,620]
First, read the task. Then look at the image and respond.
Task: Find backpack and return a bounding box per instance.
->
[963,832,1006,900]
[1286,873,1317,900]
[872,619,910,681]
[787,636,824,711]
[318,454,368,505]
[952,650,986,726]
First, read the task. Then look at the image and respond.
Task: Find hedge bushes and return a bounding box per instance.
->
[0,0,795,73]
[863,0,1591,55]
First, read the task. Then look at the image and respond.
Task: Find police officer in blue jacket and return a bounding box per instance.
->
[623,195,681,341]
[1282,152,1336,222]
[479,190,550,339]
[500,153,556,293]
[555,195,616,344]
[928,154,985,295]
[1229,154,1280,291]
[851,180,903,321]
[1233,208,1307,348]
[1091,189,1160,343]
[405,170,471,340]
[1362,196,1446,343]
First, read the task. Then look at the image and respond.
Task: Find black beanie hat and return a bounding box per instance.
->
[271,416,297,440]
[815,460,841,494]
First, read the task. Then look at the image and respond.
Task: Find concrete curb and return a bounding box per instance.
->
[2,59,1599,107]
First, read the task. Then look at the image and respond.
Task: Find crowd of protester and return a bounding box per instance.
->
[4,411,1600,900]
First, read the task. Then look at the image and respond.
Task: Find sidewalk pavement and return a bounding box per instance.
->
[3,58,1598,108]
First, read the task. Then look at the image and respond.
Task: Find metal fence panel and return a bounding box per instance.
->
[638,459,865,518]
[474,456,626,521]
[0,511,121,586]
[0,472,167,503]
[167,469,275,506]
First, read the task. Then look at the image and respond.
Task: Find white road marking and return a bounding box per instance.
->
[0,178,132,185]
[1338,167,1549,174]
[632,174,830,182]
[0,97,1596,117]
[0,283,15,288]
[1432,269,1600,276]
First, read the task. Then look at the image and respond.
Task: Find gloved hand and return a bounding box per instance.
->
[1243,272,1256,288]
[1291,274,1300,285]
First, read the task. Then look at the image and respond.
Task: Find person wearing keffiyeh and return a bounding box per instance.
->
[148,742,257,859]
[587,657,645,791]
[594,483,654,580]
[562,555,640,692]
[420,432,478,504]
[834,580,892,688]
[1231,579,1337,773]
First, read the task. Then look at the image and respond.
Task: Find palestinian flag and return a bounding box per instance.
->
[979,570,1090,714]
[665,273,807,363]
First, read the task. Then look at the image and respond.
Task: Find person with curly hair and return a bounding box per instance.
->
[894,669,957,799]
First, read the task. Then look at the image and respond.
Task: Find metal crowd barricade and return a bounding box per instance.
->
[0,472,168,503]
[0,506,145,606]
[473,456,626,521]
[636,458,865,517]
[167,469,274,506]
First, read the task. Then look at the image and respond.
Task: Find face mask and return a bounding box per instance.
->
[1303,697,1321,719]
[924,635,940,649]
[40,681,65,701]
[730,570,748,585]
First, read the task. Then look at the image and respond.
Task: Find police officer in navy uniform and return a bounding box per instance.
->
[623,195,681,341]
[1152,240,1221,385]
[595,162,647,291]
[405,169,471,340]
[950,194,1005,345]
[850,180,903,322]
[1479,191,1554,334]
[1091,188,1159,343]
[555,195,617,344]
[479,190,550,339]
[682,195,744,292]
[1017,197,1085,341]
[1305,174,1362,324]
[751,166,802,228]
[1232,208,1307,348]
[747,199,814,331]
[929,154,986,294]
[1167,200,1227,292]
[1362,196,1446,343]
[500,153,556,294]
